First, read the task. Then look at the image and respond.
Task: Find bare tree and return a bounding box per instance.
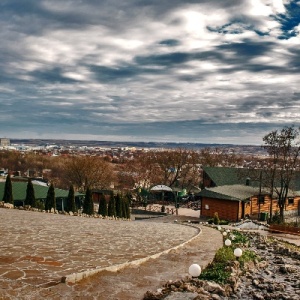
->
[263,126,300,222]
[199,147,243,167]
[119,149,201,191]
[63,156,115,192]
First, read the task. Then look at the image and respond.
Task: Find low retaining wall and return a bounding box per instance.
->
[62,224,201,284]
[269,224,300,235]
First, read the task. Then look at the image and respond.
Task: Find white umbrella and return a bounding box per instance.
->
[150,185,173,192]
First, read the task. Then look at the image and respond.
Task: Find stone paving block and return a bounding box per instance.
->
[0,208,201,298]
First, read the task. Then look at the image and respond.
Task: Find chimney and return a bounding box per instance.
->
[245,177,250,186]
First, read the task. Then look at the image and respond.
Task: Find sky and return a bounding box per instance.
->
[1,0,300,145]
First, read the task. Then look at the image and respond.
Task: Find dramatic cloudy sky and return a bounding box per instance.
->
[1,0,300,145]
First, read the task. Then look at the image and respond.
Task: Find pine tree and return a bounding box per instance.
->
[125,199,131,219]
[98,194,107,216]
[2,174,13,204]
[25,178,36,207]
[124,194,131,219]
[107,192,116,217]
[115,193,122,218]
[83,187,94,215]
[121,197,127,219]
[66,185,76,213]
[45,183,56,212]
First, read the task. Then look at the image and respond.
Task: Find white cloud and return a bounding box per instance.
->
[0,0,299,144]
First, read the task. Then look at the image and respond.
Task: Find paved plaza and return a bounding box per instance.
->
[0,208,222,299]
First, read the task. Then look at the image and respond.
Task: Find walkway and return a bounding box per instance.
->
[0,209,223,299]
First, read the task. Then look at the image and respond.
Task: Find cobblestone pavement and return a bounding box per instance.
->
[0,208,224,299]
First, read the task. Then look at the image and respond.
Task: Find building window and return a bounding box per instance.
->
[258,195,265,205]
[288,197,294,205]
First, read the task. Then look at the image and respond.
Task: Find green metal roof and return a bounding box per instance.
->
[203,167,300,191]
[198,184,262,202]
[0,181,83,201]
[203,167,254,186]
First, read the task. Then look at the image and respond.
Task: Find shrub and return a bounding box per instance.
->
[270,210,281,224]
[200,262,231,284]
[98,194,107,216]
[45,183,56,212]
[35,200,45,211]
[238,249,259,268]
[214,246,236,263]
[82,187,94,215]
[230,230,249,246]
[66,185,76,213]
[200,231,258,284]
[108,192,116,217]
[25,178,36,207]
[2,174,13,204]
[213,212,220,225]
[219,220,229,225]
[115,193,122,218]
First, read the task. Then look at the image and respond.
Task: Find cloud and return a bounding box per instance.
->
[0,0,299,145]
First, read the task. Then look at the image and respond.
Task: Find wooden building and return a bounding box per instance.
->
[198,167,300,222]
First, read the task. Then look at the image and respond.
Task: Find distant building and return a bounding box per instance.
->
[0,138,10,147]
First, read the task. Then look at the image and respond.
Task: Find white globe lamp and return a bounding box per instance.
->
[223,231,227,236]
[225,239,231,246]
[188,264,201,277]
[234,248,243,259]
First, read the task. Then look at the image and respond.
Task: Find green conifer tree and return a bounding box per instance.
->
[2,174,13,204]
[83,187,94,215]
[115,193,122,218]
[124,194,131,219]
[98,194,108,216]
[25,178,36,207]
[121,197,127,219]
[125,199,131,219]
[107,192,116,217]
[45,183,56,212]
[66,185,76,213]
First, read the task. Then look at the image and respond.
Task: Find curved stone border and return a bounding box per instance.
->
[62,224,202,284]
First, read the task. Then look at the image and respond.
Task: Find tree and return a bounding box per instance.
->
[115,193,122,218]
[82,187,94,215]
[2,174,13,204]
[63,156,115,192]
[98,194,108,216]
[199,147,243,168]
[121,197,131,219]
[121,197,126,219]
[108,192,116,217]
[66,185,76,213]
[25,178,36,207]
[45,183,56,212]
[263,126,300,222]
[120,149,202,192]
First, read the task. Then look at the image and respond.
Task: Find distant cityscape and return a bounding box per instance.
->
[0,138,266,156]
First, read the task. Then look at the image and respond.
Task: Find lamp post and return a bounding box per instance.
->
[175,191,178,216]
